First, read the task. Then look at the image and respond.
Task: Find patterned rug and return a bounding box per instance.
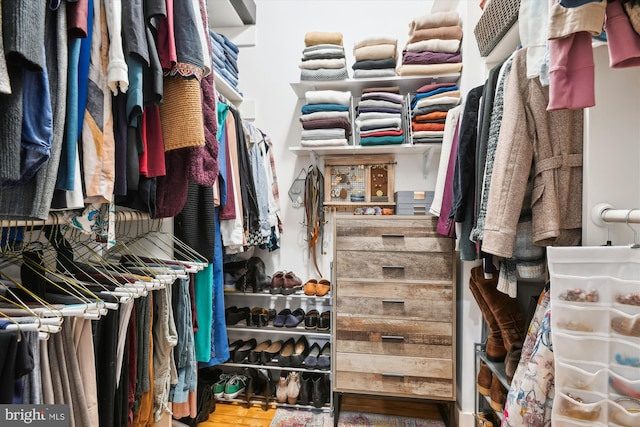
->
[269,409,446,427]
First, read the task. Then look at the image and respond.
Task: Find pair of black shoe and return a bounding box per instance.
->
[228,338,257,363]
[297,372,330,408]
[277,336,309,367]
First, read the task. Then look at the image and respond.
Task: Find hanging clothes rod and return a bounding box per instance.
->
[591,203,640,226]
[0,210,154,228]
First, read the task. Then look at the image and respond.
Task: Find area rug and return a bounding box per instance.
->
[338,411,446,427]
[270,408,446,427]
[270,408,333,427]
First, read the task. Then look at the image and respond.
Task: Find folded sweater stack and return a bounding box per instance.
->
[300,32,349,81]
[355,86,405,146]
[397,11,463,77]
[210,30,242,94]
[299,90,352,147]
[352,36,398,79]
[410,82,460,143]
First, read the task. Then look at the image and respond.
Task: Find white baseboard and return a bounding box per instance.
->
[457,410,476,427]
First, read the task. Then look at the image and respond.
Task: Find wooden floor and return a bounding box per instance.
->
[197,395,446,427]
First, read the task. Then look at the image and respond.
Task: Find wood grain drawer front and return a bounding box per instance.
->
[336,281,453,322]
[336,250,453,281]
[335,339,452,359]
[334,370,454,400]
[335,317,453,346]
[335,234,452,253]
[335,217,439,238]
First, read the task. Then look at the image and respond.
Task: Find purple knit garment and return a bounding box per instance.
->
[436,116,460,238]
[402,50,462,65]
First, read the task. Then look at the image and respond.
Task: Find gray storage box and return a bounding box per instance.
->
[394,191,435,215]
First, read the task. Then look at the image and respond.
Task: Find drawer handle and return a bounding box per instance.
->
[382,265,405,270]
[382,372,405,378]
[382,299,405,304]
[381,233,405,238]
[381,335,405,341]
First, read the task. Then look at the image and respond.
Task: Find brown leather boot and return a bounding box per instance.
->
[505,346,522,384]
[478,361,492,396]
[489,374,507,412]
[469,267,507,361]
[471,266,526,352]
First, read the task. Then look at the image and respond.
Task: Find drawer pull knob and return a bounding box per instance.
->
[382,265,405,270]
[382,299,405,304]
[381,335,405,341]
[381,233,405,238]
[382,372,405,378]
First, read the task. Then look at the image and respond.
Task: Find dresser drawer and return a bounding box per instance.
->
[335,317,453,347]
[336,250,453,281]
[335,216,439,238]
[335,353,454,399]
[335,281,453,322]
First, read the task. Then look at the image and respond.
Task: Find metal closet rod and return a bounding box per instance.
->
[591,203,640,226]
[0,210,153,228]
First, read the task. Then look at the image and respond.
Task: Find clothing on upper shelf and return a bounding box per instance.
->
[398,11,463,77]
[210,29,242,95]
[409,82,460,142]
[354,88,406,146]
[299,90,352,148]
[351,35,398,78]
[300,32,349,80]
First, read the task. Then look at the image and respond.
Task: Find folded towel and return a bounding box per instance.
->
[299,58,347,70]
[299,111,350,122]
[304,31,343,47]
[408,25,463,44]
[305,90,351,105]
[303,43,345,53]
[353,35,398,49]
[354,44,397,61]
[302,49,346,60]
[408,11,461,34]
[396,63,462,76]
[360,135,405,145]
[412,130,444,138]
[406,39,460,54]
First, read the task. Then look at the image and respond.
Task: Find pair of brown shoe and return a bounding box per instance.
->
[478,361,507,412]
[270,271,303,294]
[303,279,331,296]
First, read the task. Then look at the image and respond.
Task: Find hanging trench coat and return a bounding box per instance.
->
[482,48,583,259]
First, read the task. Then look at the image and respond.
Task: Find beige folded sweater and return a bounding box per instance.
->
[305,31,343,47]
[409,11,461,34]
[396,63,462,76]
[354,44,397,61]
[353,35,398,49]
[408,25,463,44]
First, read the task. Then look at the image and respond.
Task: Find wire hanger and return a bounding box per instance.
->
[625,209,640,248]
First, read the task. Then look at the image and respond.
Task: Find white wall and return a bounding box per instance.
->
[231,1,485,425]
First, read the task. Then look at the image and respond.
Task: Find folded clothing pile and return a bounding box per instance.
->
[355,86,405,146]
[410,82,460,143]
[299,90,352,147]
[210,29,242,94]
[397,11,463,77]
[352,36,398,79]
[300,32,349,81]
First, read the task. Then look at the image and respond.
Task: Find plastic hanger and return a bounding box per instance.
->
[625,209,640,248]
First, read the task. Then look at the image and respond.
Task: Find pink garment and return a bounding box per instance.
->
[547,31,595,111]
[605,0,640,68]
[436,117,460,238]
[157,0,177,71]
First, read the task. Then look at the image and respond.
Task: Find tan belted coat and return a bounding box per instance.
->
[482,48,583,258]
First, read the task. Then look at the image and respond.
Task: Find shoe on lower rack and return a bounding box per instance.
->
[223,374,248,400]
[213,374,232,399]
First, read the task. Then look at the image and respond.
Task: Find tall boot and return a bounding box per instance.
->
[469,266,507,361]
[471,266,526,352]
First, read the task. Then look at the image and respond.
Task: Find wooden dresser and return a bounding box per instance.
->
[332,215,456,411]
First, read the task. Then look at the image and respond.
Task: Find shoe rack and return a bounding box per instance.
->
[217,286,334,411]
